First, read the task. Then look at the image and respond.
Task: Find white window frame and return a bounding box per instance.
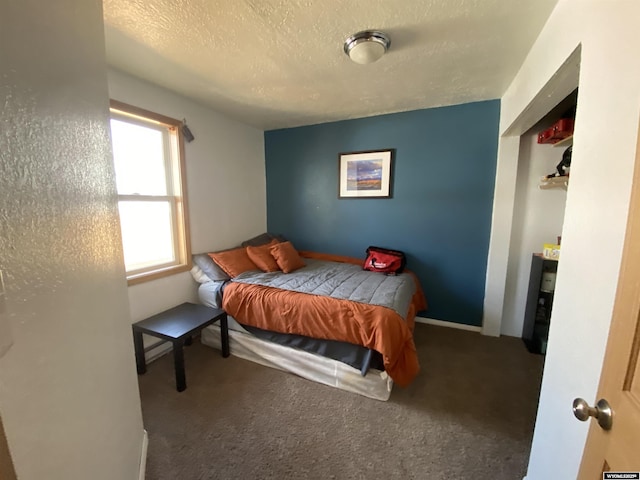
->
[109,100,192,285]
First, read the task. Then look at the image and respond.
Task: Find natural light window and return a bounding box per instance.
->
[109,100,191,284]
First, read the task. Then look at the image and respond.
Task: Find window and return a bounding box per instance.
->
[109,100,191,285]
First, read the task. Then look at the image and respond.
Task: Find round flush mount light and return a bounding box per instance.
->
[343,31,391,65]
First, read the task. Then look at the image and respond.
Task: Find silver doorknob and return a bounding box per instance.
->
[572,398,613,430]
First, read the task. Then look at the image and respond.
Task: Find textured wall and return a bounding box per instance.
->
[265,101,500,326]
[0,1,144,479]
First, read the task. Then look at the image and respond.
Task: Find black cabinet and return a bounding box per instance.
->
[522,254,558,354]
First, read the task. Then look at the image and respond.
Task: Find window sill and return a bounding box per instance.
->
[126,263,192,286]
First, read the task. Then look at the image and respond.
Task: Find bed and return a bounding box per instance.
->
[192,241,426,401]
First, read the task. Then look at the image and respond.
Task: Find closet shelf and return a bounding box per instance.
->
[539,175,569,190]
[552,135,573,148]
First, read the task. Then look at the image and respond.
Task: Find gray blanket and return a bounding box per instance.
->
[233,259,415,318]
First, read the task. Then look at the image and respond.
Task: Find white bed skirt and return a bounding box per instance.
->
[200,324,393,401]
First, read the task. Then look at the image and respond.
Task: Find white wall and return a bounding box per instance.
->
[486,1,640,478]
[107,69,267,324]
[501,132,567,337]
[481,136,521,336]
[0,1,144,479]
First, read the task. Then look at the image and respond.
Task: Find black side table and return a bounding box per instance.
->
[132,302,229,392]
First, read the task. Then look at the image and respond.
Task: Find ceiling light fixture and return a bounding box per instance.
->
[343,31,391,65]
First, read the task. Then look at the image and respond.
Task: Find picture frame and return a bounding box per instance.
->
[338,149,394,199]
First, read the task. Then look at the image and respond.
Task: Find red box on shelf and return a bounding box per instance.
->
[537,118,575,144]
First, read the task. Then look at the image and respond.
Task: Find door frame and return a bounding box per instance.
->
[482,46,582,337]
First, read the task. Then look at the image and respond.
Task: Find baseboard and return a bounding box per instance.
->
[144,339,173,363]
[415,316,482,332]
[138,429,148,480]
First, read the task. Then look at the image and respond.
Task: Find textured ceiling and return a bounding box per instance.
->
[103,0,558,130]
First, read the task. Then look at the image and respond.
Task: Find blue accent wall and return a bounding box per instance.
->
[264,100,500,326]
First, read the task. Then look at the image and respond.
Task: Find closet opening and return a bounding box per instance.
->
[503,88,579,356]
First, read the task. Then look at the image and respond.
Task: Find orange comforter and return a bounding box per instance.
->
[221,251,427,387]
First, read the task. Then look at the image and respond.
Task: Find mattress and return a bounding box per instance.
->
[200,324,392,401]
[198,281,384,372]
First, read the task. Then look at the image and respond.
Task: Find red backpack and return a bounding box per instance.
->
[363,246,406,275]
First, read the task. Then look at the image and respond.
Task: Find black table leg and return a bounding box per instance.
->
[220,314,230,358]
[184,335,193,346]
[133,328,146,374]
[173,340,186,392]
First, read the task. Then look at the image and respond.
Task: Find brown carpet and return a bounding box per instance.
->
[138,324,543,480]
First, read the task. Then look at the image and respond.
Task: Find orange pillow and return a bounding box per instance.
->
[208,247,258,278]
[246,242,280,272]
[270,241,305,274]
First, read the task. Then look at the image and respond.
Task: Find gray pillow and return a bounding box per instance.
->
[241,232,273,247]
[192,253,231,282]
[241,232,287,247]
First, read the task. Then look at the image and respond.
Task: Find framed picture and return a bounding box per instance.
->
[338,149,394,199]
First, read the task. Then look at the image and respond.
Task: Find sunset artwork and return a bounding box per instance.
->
[339,149,393,198]
[346,159,383,191]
